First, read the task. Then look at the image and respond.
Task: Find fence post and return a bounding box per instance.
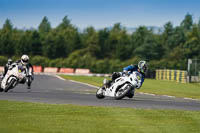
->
[176,70,180,83]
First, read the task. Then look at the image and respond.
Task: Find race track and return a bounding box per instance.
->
[0,74,200,110]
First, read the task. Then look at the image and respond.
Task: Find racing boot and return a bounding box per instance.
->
[103,79,112,88]
[127,89,135,98]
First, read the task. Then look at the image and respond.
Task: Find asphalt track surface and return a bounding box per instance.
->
[0,74,200,111]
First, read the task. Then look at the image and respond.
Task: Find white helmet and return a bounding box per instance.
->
[8,58,13,65]
[138,60,147,73]
[21,55,29,65]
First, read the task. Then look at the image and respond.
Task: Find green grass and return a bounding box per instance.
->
[0,100,200,133]
[140,79,200,99]
[59,75,200,99]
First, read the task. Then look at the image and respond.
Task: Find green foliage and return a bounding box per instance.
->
[0,56,8,66]
[30,56,50,67]
[38,16,51,33]
[181,13,193,31]
[0,13,200,73]
[16,30,42,56]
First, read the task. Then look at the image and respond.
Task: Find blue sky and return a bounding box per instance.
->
[1,0,200,29]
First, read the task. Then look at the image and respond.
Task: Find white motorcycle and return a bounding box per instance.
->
[0,63,27,92]
[96,71,143,100]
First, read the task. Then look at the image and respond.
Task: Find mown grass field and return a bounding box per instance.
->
[0,100,200,133]
[59,75,200,99]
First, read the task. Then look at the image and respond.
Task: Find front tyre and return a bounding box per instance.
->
[96,87,105,99]
[4,79,17,92]
[114,84,133,100]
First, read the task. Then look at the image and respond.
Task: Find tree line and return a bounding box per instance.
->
[0,14,200,73]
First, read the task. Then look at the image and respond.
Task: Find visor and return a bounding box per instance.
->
[22,59,28,63]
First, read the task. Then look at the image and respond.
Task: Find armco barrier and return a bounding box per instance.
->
[0,66,4,72]
[75,68,90,74]
[59,68,74,73]
[33,66,43,73]
[44,67,58,73]
[156,69,187,83]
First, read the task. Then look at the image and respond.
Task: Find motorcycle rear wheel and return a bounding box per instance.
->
[115,84,133,100]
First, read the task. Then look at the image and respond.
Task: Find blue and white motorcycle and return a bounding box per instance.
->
[96,71,143,100]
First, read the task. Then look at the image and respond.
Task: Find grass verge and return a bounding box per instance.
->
[0,100,200,133]
[59,75,200,99]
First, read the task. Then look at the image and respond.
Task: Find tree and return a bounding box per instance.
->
[3,19,13,31]
[183,24,200,59]
[98,28,110,58]
[57,16,72,30]
[161,22,174,52]
[0,19,15,56]
[42,29,66,58]
[82,26,100,57]
[38,16,51,33]
[108,23,131,60]
[181,13,193,31]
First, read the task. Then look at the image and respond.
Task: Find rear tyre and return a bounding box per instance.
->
[26,76,32,89]
[4,79,16,92]
[114,84,133,100]
[96,87,105,99]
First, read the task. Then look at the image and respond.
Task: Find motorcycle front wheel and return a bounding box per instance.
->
[96,87,105,99]
[4,79,17,92]
[114,84,133,100]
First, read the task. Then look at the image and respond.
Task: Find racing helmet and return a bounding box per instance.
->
[138,60,147,73]
[8,58,13,65]
[21,55,29,65]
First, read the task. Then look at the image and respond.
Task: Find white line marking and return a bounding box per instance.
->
[183,97,199,101]
[68,80,99,89]
[50,74,98,88]
[55,88,64,91]
[163,95,176,98]
[139,92,155,96]
[84,93,92,95]
[53,75,65,80]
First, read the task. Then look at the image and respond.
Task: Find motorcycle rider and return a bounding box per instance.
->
[15,55,34,89]
[104,60,147,98]
[2,59,13,78]
[0,59,13,92]
[122,60,147,85]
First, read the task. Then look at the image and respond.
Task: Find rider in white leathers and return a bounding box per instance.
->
[15,55,34,89]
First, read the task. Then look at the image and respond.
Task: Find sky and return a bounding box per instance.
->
[1,0,200,29]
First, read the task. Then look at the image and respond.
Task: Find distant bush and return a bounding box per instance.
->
[0,56,8,66]
[30,56,50,67]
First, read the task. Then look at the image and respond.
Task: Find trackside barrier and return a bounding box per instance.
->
[1,65,111,77]
[75,68,90,74]
[0,66,4,72]
[59,68,74,73]
[33,66,43,73]
[44,67,59,73]
[156,69,187,83]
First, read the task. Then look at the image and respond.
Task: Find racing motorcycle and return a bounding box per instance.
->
[96,71,143,100]
[0,63,27,92]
